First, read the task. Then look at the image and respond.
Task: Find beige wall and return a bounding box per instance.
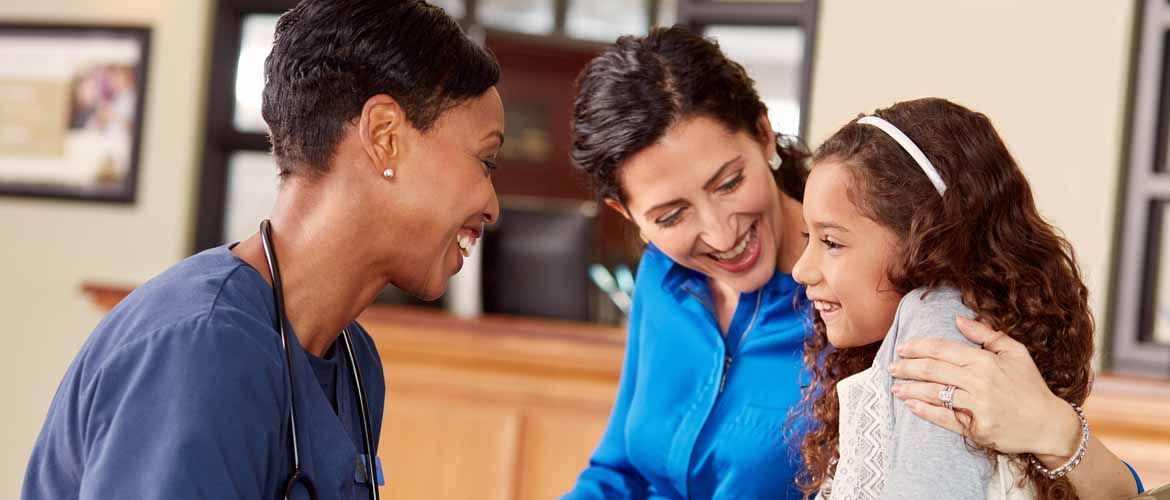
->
[808,0,1135,357]
[0,0,212,497]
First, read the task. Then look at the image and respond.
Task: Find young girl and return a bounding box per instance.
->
[792,98,1094,499]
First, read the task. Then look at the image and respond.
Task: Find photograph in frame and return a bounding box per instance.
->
[0,24,150,203]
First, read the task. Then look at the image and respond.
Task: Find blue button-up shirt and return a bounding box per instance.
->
[564,244,808,499]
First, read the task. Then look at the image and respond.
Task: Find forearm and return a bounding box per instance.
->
[1033,403,1137,500]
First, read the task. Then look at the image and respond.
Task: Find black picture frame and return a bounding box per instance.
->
[0,23,151,204]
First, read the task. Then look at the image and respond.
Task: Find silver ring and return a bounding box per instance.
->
[938,384,956,410]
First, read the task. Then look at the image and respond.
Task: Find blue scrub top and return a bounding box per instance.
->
[22,245,385,500]
[563,244,809,499]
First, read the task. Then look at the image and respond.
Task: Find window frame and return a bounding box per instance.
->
[193,0,819,251]
[1110,0,1170,375]
[678,0,818,140]
[195,0,291,252]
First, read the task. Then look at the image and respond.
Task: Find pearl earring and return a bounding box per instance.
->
[383,168,395,179]
[768,151,783,171]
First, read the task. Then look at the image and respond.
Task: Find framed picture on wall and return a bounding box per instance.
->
[0,24,150,203]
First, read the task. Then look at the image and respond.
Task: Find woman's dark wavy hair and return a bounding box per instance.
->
[262,0,500,178]
[796,98,1094,500]
[571,25,808,205]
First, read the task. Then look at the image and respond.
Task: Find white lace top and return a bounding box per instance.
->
[816,288,1035,500]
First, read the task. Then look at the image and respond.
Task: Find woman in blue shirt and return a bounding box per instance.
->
[562,26,822,499]
[562,26,1142,499]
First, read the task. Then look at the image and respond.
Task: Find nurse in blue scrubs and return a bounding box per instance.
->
[22,1,504,499]
[562,26,1143,499]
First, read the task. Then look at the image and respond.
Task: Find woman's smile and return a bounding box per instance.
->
[704,220,761,274]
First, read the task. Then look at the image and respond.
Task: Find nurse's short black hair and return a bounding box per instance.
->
[571,25,808,205]
[262,0,501,177]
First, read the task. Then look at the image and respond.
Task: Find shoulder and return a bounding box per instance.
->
[891,286,976,346]
[628,245,675,336]
[92,250,285,381]
[899,286,965,311]
[140,245,272,325]
[74,313,287,449]
[634,244,672,291]
[86,246,280,369]
[84,313,287,428]
[99,313,283,383]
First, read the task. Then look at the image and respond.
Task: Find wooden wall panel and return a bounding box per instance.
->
[380,399,521,500]
[515,410,609,500]
[365,304,625,499]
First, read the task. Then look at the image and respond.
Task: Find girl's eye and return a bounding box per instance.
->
[482,160,499,175]
[656,208,685,227]
[821,237,843,250]
[717,173,744,193]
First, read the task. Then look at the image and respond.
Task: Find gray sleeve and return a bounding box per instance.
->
[878,288,993,500]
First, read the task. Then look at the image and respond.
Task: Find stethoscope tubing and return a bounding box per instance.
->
[341,330,380,500]
[260,220,306,472]
[261,220,379,500]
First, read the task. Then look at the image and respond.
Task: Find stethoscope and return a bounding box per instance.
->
[260,220,381,500]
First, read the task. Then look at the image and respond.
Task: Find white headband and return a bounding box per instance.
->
[857,116,947,196]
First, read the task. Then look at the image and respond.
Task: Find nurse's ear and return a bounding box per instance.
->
[358,94,406,176]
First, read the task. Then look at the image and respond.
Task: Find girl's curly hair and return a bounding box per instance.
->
[795,98,1094,500]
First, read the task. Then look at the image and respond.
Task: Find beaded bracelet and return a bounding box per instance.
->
[1029,402,1090,480]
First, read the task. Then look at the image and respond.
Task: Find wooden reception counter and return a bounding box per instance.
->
[357,302,624,499]
[82,283,1170,497]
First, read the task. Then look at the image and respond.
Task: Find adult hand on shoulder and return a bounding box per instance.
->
[888,316,1081,459]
